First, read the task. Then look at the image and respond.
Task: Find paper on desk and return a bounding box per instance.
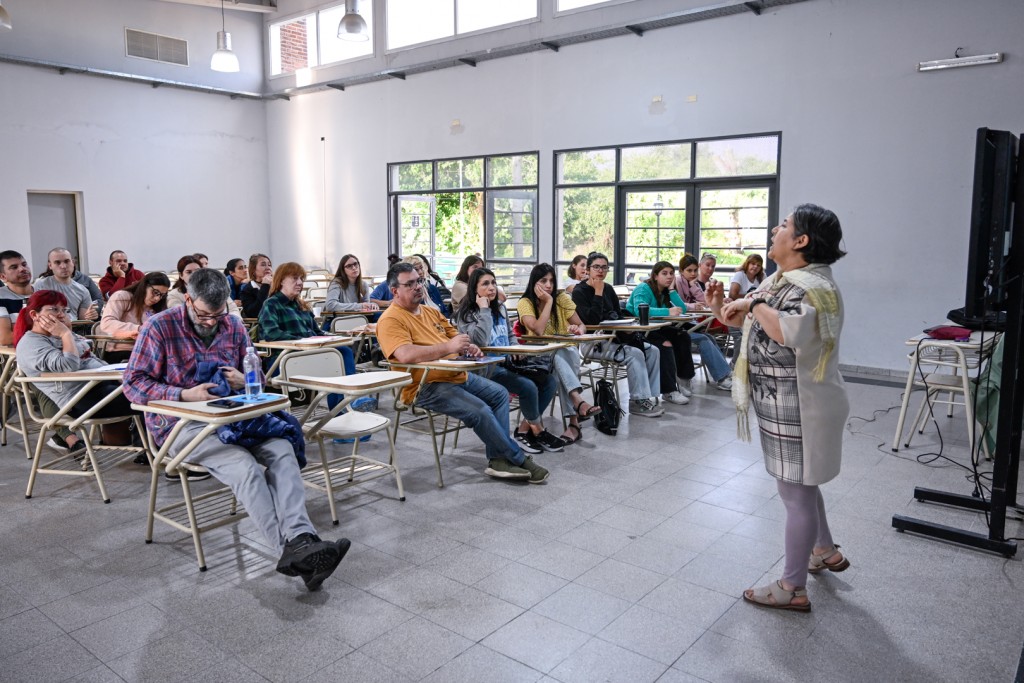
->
[484,343,563,353]
[95,362,129,371]
[598,319,636,325]
[432,356,505,366]
[292,336,344,344]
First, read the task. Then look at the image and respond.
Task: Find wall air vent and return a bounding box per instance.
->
[125,28,189,66]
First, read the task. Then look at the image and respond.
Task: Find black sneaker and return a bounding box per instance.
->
[47,434,69,454]
[68,440,86,461]
[301,538,351,592]
[164,469,212,482]
[513,431,542,455]
[277,533,349,589]
[534,430,565,453]
[133,453,148,465]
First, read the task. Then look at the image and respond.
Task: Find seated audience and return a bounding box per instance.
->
[192,253,209,268]
[674,254,706,306]
[0,250,34,346]
[99,250,144,299]
[240,253,273,319]
[454,267,563,454]
[571,253,664,418]
[258,262,356,377]
[99,272,171,362]
[167,256,240,317]
[386,253,400,269]
[564,255,588,294]
[377,263,549,483]
[123,269,350,590]
[668,255,734,391]
[34,248,98,322]
[517,263,600,444]
[224,258,248,306]
[369,255,450,316]
[694,252,718,293]
[416,253,453,301]
[16,291,138,453]
[324,254,378,314]
[729,253,766,300]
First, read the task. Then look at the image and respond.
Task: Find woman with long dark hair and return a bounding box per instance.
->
[224,257,248,306]
[564,255,587,294]
[325,254,378,314]
[517,263,600,443]
[99,271,171,362]
[450,255,484,308]
[571,253,663,418]
[623,261,695,404]
[455,268,563,454]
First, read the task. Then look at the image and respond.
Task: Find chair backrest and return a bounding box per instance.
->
[613,284,630,298]
[331,315,369,332]
[279,348,347,382]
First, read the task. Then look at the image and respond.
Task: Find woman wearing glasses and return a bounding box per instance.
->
[325,254,379,315]
[99,272,171,362]
[15,290,139,456]
[259,262,357,377]
[571,253,664,418]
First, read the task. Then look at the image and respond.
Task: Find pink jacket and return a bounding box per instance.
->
[100,290,146,338]
[674,275,706,305]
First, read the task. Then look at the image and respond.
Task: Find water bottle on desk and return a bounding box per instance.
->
[243,346,262,400]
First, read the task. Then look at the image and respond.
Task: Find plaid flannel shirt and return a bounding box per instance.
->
[258,292,319,341]
[123,306,256,447]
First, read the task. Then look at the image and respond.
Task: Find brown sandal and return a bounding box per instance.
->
[743,580,811,612]
[808,545,850,574]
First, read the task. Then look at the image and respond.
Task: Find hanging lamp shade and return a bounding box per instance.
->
[210,0,240,72]
[338,0,368,42]
[0,1,12,31]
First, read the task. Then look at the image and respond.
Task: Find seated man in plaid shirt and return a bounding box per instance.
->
[123,268,349,591]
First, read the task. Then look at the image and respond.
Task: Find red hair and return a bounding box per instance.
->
[13,290,68,347]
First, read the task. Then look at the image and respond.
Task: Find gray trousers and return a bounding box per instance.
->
[776,479,835,588]
[167,421,317,555]
[585,341,660,402]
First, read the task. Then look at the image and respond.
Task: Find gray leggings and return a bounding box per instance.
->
[776,479,835,588]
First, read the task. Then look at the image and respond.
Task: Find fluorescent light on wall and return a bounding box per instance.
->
[917,53,1002,72]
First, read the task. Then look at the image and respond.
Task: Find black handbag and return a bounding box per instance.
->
[504,353,553,382]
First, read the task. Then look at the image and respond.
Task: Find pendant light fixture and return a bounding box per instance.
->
[337,0,368,42]
[0,1,12,31]
[210,0,240,73]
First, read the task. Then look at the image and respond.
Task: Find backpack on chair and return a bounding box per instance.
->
[593,379,623,436]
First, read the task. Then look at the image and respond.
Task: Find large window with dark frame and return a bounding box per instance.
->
[388,153,539,288]
[554,134,780,285]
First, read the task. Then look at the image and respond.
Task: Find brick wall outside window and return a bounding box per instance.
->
[279,19,309,74]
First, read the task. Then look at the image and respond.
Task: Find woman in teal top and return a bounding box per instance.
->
[627,261,733,395]
[625,261,696,403]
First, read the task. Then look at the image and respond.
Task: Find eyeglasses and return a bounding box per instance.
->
[148,288,167,300]
[590,264,610,272]
[344,262,360,269]
[191,305,229,322]
[396,278,426,289]
[40,306,73,317]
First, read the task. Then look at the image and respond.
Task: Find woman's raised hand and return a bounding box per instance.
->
[476,295,490,310]
[534,282,552,304]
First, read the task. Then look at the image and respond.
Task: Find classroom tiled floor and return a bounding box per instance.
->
[0,375,1021,683]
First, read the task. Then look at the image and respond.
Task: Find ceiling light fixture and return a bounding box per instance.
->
[0,1,12,31]
[338,0,368,42]
[210,0,240,73]
[917,52,1002,72]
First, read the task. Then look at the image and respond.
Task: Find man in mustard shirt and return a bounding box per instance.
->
[377,263,549,484]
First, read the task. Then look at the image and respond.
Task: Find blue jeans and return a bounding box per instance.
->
[487,365,556,426]
[551,347,583,417]
[414,373,524,466]
[691,332,731,382]
[326,347,357,410]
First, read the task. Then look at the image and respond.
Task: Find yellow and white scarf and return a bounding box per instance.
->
[733,264,841,441]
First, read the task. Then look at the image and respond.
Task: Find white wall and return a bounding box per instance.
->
[264,0,1024,371]
[0,62,271,275]
[0,0,266,93]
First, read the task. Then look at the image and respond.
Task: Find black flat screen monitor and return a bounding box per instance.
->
[965,127,1018,319]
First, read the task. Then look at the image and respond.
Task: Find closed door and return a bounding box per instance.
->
[27,192,82,274]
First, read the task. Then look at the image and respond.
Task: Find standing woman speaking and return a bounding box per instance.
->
[706,204,850,612]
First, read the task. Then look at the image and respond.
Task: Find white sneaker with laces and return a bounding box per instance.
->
[663,391,690,405]
[677,378,693,397]
[716,376,733,391]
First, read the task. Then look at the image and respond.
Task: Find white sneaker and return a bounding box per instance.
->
[677,378,693,397]
[663,391,690,405]
[716,376,733,391]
